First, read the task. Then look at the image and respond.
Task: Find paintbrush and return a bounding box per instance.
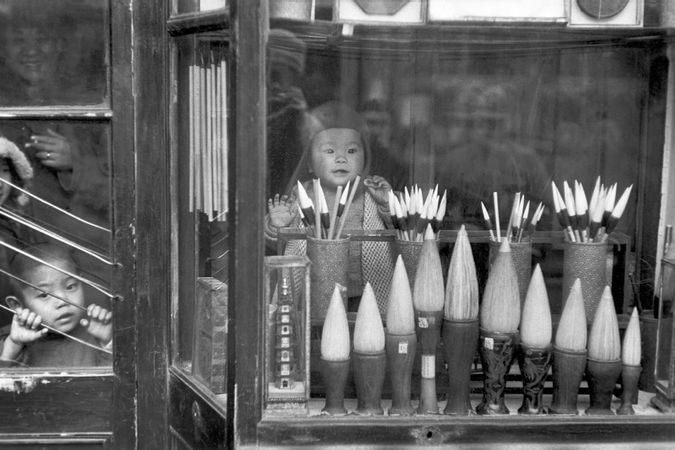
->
[618,308,642,415]
[481,239,520,333]
[444,225,479,321]
[603,184,633,240]
[574,181,589,242]
[413,225,445,414]
[385,256,417,416]
[319,284,351,415]
[552,182,575,242]
[520,264,552,348]
[352,282,386,415]
[296,180,315,231]
[432,189,447,234]
[493,191,501,242]
[563,181,580,241]
[481,201,496,242]
[327,185,343,240]
[588,286,621,362]
[334,175,361,240]
[555,279,587,352]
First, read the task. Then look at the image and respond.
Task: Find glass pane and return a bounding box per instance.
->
[173,35,229,396]
[177,0,227,14]
[0,120,112,367]
[0,0,108,107]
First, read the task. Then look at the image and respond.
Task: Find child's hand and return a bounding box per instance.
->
[25,129,74,171]
[80,304,113,345]
[363,175,392,210]
[1,307,48,361]
[268,193,298,228]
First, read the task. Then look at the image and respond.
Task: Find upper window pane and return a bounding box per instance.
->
[0,0,108,107]
[177,0,227,14]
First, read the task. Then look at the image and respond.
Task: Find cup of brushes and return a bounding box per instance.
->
[298,178,358,321]
[477,239,520,415]
[553,178,632,325]
[442,225,480,416]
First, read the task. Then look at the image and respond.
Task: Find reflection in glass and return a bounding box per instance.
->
[177,0,227,14]
[0,0,108,106]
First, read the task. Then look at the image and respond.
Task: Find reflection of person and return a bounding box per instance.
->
[267,29,309,198]
[265,101,395,312]
[0,243,112,367]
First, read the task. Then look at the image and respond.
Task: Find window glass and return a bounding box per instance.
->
[0,120,112,368]
[0,0,108,107]
[177,0,227,14]
[173,35,229,397]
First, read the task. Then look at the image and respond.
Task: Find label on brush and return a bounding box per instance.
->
[418,317,429,328]
[484,337,494,350]
[421,355,435,378]
[398,342,408,354]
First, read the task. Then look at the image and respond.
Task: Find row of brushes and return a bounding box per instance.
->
[387,185,447,242]
[480,192,544,243]
[295,176,360,241]
[551,178,632,243]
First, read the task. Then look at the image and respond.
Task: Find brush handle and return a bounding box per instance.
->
[617,364,642,415]
[385,333,417,416]
[550,346,587,415]
[442,319,479,416]
[585,358,622,415]
[476,329,518,415]
[416,310,443,414]
[517,344,552,415]
[320,358,350,416]
[352,351,386,416]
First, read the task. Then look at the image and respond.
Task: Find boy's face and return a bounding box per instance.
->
[4,27,62,85]
[19,260,85,333]
[310,128,365,190]
[0,159,12,205]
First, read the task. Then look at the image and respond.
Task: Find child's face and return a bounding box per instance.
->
[0,159,12,206]
[20,260,85,333]
[4,27,61,85]
[310,128,365,190]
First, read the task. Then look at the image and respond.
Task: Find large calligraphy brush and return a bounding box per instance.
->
[618,308,642,415]
[320,285,351,415]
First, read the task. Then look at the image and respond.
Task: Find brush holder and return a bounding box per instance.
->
[416,310,444,415]
[562,241,610,325]
[476,329,518,415]
[489,240,532,305]
[585,358,622,415]
[617,364,642,415]
[320,358,350,415]
[517,344,552,415]
[442,318,479,415]
[385,332,417,416]
[307,236,350,321]
[396,238,423,284]
[549,346,587,415]
[352,351,386,416]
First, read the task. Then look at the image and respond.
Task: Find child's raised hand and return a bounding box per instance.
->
[268,193,298,228]
[363,175,392,209]
[8,307,48,346]
[80,304,113,345]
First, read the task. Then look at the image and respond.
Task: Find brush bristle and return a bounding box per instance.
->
[520,264,552,347]
[386,256,415,335]
[413,232,444,312]
[555,279,587,352]
[480,240,520,333]
[354,282,385,353]
[622,308,641,366]
[444,225,479,320]
[321,284,351,361]
[588,286,621,361]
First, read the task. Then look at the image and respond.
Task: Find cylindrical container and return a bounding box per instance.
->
[352,351,386,416]
[416,310,444,415]
[476,329,518,415]
[618,364,642,415]
[549,346,587,415]
[585,358,622,415]
[442,318,479,416]
[517,344,552,415]
[562,241,609,325]
[320,359,350,415]
[307,236,350,321]
[385,333,417,416]
[489,240,532,305]
[639,311,672,392]
[396,238,424,285]
[270,0,313,20]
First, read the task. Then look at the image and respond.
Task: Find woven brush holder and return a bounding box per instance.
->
[307,236,350,321]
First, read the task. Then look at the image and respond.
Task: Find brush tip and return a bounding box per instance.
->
[354,282,385,353]
[321,284,350,361]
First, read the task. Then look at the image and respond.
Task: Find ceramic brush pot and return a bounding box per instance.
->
[562,241,609,325]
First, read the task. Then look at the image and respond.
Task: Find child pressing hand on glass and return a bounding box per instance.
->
[265,101,395,313]
[0,242,112,367]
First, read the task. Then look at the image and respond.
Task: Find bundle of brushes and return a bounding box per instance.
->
[551,177,632,243]
[296,176,360,240]
[480,192,544,243]
[387,185,447,241]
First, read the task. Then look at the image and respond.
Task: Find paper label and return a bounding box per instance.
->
[484,337,494,350]
[421,355,435,378]
[418,317,429,328]
[398,342,408,354]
